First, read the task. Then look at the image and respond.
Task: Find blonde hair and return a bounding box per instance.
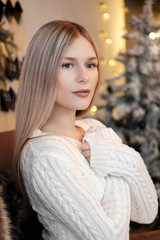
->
[14,20,100,186]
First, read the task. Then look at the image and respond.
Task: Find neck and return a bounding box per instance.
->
[41,105,84,141]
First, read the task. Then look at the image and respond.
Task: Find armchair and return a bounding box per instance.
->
[0,130,43,240]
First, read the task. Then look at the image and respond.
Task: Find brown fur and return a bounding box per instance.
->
[0,185,12,240]
[0,171,43,240]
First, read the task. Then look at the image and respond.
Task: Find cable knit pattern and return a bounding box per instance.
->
[83,125,158,223]
[20,118,158,240]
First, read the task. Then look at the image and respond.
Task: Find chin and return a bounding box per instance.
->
[76,104,90,111]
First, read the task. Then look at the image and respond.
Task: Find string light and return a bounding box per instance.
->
[149,32,157,40]
[98,2,116,74]
[109,59,115,66]
[105,38,112,44]
[90,105,97,115]
[103,12,110,21]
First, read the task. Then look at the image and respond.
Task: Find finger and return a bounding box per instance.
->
[81,141,90,151]
[82,149,90,158]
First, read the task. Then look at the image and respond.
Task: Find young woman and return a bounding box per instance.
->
[14,20,158,240]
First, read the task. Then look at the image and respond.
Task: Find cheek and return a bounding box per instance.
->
[57,72,73,93]
[56,77,73,105]
[56,83,69,99]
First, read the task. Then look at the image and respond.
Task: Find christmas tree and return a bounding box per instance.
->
[99,0,160,202]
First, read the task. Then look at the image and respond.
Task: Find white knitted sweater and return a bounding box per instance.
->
[20,118,158,240]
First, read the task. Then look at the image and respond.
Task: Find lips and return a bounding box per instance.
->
[72,89,90,97]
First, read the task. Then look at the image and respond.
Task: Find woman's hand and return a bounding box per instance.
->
[81,141,91,163]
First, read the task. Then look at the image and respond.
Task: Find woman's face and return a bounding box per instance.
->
[55,36,99,114]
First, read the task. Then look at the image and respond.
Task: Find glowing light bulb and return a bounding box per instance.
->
[105,38,112,44]
[149,32,157,40]
[109,59,115,66]
[103,12,110,21]
[90,105,97,115]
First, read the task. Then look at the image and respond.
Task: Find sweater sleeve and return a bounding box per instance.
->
[83,126,158,224]
[21,139,131,240]
[101,176,130,240]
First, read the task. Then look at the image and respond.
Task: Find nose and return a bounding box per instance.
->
[77,66,89,83]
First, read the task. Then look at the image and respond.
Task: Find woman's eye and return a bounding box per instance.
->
[87,63,97,69]
[62,63,73,68]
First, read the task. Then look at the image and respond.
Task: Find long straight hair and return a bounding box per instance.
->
[14,20,100,187]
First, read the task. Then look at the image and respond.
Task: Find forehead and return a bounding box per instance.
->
[63,36,96,58]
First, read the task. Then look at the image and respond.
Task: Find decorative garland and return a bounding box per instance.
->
[0,0,23,22]
[0,0,22,112]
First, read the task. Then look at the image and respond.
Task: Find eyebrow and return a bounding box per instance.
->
[63,57,98,61]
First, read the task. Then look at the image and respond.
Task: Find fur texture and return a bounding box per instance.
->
[0,170,43,240]
[0,185,12,240]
